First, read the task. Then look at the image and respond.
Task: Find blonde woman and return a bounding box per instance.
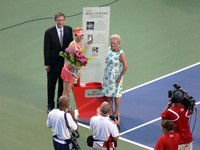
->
[61,27,84,96]
[102,34,128,116]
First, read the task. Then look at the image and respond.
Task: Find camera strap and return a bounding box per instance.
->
[64,112,80,137]
[64,112,81,150]
[64,112,70,130]
[64,112,79,135]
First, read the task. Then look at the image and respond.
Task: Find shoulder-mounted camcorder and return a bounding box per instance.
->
[168,84,196,114]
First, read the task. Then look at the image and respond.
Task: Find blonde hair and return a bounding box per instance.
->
[110,34,121,44]
[73,27,83,32]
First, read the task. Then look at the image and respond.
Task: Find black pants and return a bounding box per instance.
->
[53,139,70,150]
[47,71,63,109]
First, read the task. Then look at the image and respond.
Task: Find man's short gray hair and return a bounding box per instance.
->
[100,102,110,115]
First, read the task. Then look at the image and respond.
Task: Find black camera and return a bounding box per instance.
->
[168,84,196,114]
[109,114,119,121]
[168,84,184,100]
[71,136,81,150]
[71,130,81,150]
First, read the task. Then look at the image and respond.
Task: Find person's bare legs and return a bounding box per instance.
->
[114,97,121,115]
[107,97,114,115]
[62,81,73,96]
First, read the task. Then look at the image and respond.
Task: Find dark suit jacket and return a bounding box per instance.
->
[44,25,73,72]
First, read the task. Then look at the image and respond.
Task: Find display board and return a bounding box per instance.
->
[81,7,110,84]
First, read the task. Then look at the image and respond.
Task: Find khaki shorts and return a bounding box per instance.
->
[178,142,193,150]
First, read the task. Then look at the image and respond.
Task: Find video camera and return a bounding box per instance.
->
[168,84,196,114]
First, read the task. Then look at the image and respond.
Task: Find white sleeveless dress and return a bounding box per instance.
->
[102,47,124,98]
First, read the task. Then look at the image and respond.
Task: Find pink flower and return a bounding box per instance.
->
[60,47,88,67]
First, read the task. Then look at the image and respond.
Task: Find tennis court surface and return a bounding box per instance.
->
[80,63,200,149]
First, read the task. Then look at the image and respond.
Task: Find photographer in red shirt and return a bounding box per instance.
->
[161,85,193,150]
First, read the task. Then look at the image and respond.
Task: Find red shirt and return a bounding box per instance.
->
[155,132,180,150]
[161,105,193,144]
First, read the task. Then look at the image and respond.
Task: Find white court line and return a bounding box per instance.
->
[120,62,200,135]
[117,101,200,149]
[196,101,200,105]
[78,122,90,129]
[78,122,154,150]
[78,62,200,149]
[119,137,154,150]
[78,99,199,150]
[123,62,200,94]
[119,117,161,136]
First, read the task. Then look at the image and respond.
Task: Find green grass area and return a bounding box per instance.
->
[0,0,200,149]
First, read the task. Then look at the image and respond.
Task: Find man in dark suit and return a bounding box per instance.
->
[43,12,73,113]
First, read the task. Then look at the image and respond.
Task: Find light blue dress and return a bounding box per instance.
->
[102,47,124,98]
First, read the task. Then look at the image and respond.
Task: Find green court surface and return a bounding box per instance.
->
[0,0,200,150]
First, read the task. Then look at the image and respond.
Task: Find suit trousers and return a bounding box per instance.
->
[47,71,63,109]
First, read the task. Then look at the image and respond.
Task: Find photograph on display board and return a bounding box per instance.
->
[86,21,94,30]
[92,47,98,56]
[87,34,93,44]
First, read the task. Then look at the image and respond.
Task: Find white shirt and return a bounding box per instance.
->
[90,115,119,147]
[47,109,77,140]
[56,25,63,38]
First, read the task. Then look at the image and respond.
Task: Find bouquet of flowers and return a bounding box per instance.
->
[59,47,88,67]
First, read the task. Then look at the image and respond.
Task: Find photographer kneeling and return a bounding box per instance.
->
[89,101,120,150]
[161,85,193,150]
[47,95,78,150]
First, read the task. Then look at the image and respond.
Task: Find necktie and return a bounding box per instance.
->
[60,29,63,47]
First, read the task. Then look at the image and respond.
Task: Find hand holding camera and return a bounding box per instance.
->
[66,107,75,116]
[109,114,120,131]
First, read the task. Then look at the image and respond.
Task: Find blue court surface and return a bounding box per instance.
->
[80,62,200,150]
[119,62,200,149]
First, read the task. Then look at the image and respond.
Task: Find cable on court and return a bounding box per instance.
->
[0,0,119,32]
